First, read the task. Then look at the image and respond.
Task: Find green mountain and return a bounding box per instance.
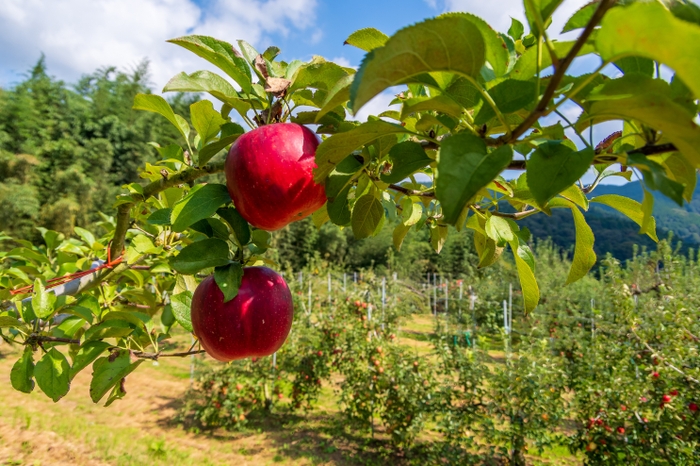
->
[518,177,700,261]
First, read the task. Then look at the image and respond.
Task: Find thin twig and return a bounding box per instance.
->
[25,335,81,345]
[132,349,207,360]
[388,184,435,198]
[502,0,617,144]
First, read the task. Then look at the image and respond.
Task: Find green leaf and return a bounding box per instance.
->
[559,199,596,284]
[351,194,385,239]
[70,341,110,381]
[508,238,539,313]
[327,185,352,226]
[400,95,464,120]
[311,203,330,228]
[656,151,697,202]
[163,70,237,96]
[626,153,685,206]
[83,320,134,341]
[170,184,231,233]
[445,78,481,109]
[214,262,243,303]
[430,224,449,253]
[559,184,588,211]
[526,142,594,206]
[578,83,700,168]
[316,74,354,123]
[350,15,486,112]
[290,61,350,92]
[162,71,248,115]
[190,100,226,146]
[90,350,144,403]
[508,17,525,40]
[640,187,655,236]
[54,316,86,338]
[198,131,243,167]
[32,279,57,320]
[596,1,700,100]
[35,348,70,402]
[314,120,412,182]
[436,134,513,224]
[439,13,510,77]
[401,199,423,226]
[190,218,229,241]
[381,141,432,184]
[0,315,28,331]
[167,36,252,94]
[11,347,35,394]
[101,311,149,332]
[263,46,281,61]
[217,207,251,245]
[562,1,598,33]
[249,229,272,254]
[133,94,190,141]
[326,155,364,200]
[474,231,504,268]
[147,208,173,225]
[613,57,654,77]
[171,291,193,332]
[485,215,515,246]
[73,227,96,248]
[474,79,537,125]
[392,222,412,251]
[344,28,389,52]
[169,238,231,275]
[590,194,658,241]
[510,40,595,80]
[126,234,161,264]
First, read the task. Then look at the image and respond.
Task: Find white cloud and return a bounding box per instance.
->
[424,0,591,38]
[330,56,354,69]
[0,0,318,90]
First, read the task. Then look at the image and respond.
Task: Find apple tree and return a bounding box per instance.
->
[1,0,699,405]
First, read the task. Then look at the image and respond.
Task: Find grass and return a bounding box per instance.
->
[0,312,582,465]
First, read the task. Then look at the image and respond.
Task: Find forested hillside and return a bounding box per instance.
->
[0,59,694,268]
[0,58,193,242]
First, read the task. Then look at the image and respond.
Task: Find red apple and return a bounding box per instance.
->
[617,427,625,434]
[662,394,672,403]
[225,123,326,231]
[191,267,293,361]
[689,402,698,412]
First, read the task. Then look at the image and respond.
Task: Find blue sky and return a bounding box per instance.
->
[0,0,592,89]
[0,0,637,184]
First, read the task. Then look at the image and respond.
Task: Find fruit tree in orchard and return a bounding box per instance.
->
[0,0,699,403]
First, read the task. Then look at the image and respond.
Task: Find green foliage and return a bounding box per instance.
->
[0,59,188,241]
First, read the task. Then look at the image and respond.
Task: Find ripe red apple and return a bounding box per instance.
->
[191,267,293,361]
[617,427,625,434]
[662,394,672,403]
[689,402,698,412]
[225,123,326,231]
